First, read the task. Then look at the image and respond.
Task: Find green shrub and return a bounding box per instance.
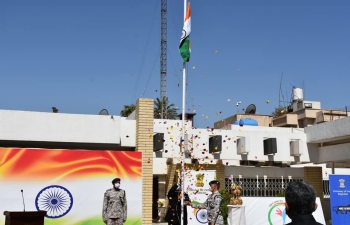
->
[219,189,231,225]
[276,191,285,197]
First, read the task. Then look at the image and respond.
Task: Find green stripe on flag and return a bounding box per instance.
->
[179,36,190,62]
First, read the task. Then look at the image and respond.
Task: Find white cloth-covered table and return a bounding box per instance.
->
[227,205,246,225]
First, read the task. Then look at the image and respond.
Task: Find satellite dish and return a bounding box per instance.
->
[99,109,109,115]
[245,104,256,114]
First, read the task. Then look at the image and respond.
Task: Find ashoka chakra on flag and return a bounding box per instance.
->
[35,185,73,218]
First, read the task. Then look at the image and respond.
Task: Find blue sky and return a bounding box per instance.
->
[1,0,349,128]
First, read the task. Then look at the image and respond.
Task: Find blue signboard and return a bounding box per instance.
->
[329,175,350,225]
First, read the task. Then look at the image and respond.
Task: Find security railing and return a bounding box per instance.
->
[225,176,331,198]
[225,176,303,197]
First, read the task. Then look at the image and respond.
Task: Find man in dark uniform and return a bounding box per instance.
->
[285,181,323,225]
[164,182,189,225]
[102,178,127,225]
[186,180,223,225]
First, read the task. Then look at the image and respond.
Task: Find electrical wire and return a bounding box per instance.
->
[130,0,158,104]
[142,50,160,96]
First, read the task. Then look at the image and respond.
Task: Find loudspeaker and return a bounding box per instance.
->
[209,135,222,153]
[153,133,164,151]
[264,138,277,155]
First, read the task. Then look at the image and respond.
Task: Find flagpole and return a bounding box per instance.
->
[181,0,187,224]
[181,62,186,225]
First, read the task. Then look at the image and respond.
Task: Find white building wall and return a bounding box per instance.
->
[0,110,122,144]
[120,118,136,147]
[305,116,350,143]
[2,109,350,177]
[153,120,309,164]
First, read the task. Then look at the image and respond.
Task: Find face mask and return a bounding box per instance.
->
[114,183,120,188]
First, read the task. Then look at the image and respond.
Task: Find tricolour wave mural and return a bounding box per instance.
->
[0,148,142,225]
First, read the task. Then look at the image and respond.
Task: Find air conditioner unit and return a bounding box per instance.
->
[237,137,249,155]
[184,134,193,151]
[304,103,312,108]
[290,140,302,156]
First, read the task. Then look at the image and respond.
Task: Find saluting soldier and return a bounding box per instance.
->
[102,178,127,225]
[185,180,223,225]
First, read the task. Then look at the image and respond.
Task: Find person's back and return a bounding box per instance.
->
[285,181,323,225]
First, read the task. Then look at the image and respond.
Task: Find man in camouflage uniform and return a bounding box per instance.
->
[186,180,223,225]
[102,178,127,225]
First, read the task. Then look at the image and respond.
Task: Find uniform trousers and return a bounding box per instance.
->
[107,218,124,225]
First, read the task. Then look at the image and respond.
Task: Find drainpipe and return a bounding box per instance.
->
[346,106,348,117]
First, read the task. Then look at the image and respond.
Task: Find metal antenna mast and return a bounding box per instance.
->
[278,73,283,107]
[160,0,167,119]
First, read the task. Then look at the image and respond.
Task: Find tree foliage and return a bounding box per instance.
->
[120,104,136,117]
[121,97,178,119]
[154,97,178,119]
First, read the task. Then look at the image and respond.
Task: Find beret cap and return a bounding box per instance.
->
[209,180,220,186]
[112,178,121,183]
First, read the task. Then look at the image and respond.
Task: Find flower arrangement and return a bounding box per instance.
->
[157,199,165,207]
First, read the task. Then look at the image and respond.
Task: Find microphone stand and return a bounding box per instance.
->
[21,190,26,212]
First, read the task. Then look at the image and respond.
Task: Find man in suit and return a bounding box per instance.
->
[164,182,188,225]
[285,181,323,225]
[102,178,127,225]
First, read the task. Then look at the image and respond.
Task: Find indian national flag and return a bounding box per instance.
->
[179,3,191,62]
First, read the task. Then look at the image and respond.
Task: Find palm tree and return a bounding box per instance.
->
[120,104,136,117]
[154,97,178,119]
